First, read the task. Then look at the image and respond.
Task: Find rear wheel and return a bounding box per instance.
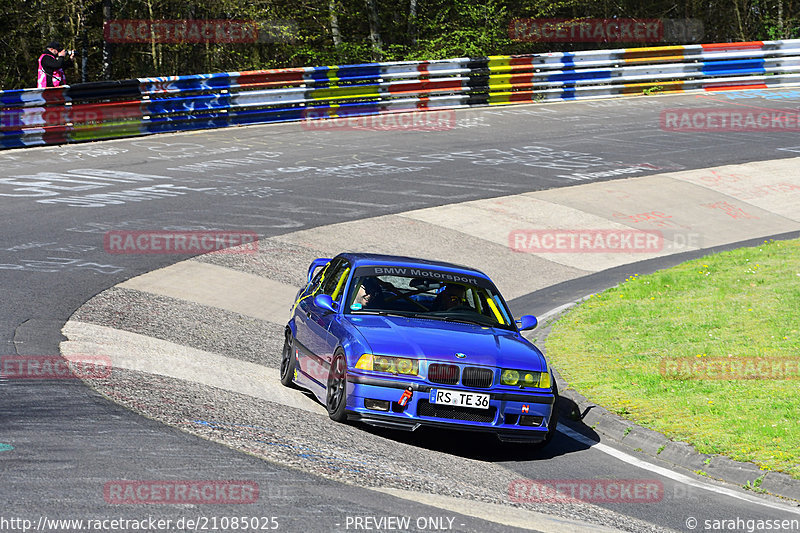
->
[326,352,348,422]
[279,331,297,388]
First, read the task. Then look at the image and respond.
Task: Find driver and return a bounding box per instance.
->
[433,284,467,311]
[354,277,383,308]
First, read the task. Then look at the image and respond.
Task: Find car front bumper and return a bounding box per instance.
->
[346,372,556,442]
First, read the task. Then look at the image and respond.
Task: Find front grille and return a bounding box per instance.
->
[462,366,493,388]
[428,363,459,385]
[417,400,496,423]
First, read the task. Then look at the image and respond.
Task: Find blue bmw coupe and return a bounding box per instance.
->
[280,253,558,445]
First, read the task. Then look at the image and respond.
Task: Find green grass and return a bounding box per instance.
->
[744,474,768,493]
[545,238,800,479]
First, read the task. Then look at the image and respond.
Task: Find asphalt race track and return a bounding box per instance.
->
[2,90,800,532]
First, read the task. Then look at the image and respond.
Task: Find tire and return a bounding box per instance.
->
[279,331,297,388]
[326,351,348,422]
[533,379,559,450]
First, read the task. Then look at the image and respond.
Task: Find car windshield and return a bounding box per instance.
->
[344,266,514,329]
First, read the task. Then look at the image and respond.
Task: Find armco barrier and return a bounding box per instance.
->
[3,39,800,149]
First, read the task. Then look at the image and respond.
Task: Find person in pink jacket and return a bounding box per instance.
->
[37,41,74,88]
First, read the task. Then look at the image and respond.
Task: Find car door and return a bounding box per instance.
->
[295,258,351,385]
[292,261,326,357]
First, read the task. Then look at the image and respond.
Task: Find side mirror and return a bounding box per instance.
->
[516,315,537,331]
[307,258,332,283]
[314,294,338,314]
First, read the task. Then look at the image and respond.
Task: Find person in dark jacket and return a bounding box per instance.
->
[37,41,74,88]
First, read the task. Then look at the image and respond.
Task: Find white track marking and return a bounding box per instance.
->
[558,425,800,514]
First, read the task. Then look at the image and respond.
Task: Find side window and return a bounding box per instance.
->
[318,260,351,302]
[308,263,327,292]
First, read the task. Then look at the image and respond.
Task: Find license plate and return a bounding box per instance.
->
[429,388,490,409]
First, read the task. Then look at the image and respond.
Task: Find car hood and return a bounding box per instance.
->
[347,314,546,371]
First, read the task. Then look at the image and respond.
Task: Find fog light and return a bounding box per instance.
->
[519,415,544,427]
[364,399,390,411]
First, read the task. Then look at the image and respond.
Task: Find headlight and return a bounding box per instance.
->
[501,369,519,385]
[501,368,551,388]
[355,354,419,376]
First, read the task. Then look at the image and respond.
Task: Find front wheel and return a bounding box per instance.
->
[326,352,348,422]
[533,379,559,450]
[279,332,297,388]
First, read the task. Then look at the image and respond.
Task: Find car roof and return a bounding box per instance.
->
[337,252,490,280]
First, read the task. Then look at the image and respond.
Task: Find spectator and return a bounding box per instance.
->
[37,41,73,88]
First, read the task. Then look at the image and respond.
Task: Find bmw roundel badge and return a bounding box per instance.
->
[455,352,467,359]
